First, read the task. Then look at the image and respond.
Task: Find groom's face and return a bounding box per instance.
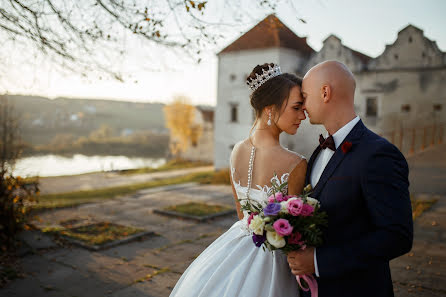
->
[302,75,323,125]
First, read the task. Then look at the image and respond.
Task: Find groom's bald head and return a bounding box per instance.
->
[302,61,357,127]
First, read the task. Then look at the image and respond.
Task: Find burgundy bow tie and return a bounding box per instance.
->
[319,134,336,151]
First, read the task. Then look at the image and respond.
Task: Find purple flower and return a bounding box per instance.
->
[273,219,293,236]
[287,198,304,216]
[252,233,266,247]
[263,203,281,216]
[300,204,314,217]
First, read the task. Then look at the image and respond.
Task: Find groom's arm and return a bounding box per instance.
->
[316,141,413,278]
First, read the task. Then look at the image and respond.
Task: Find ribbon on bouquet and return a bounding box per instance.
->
[296,275,318,297]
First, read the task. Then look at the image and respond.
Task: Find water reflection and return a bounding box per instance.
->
[12,154,166,177]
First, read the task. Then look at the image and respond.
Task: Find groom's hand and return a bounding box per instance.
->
[287,247,315,275]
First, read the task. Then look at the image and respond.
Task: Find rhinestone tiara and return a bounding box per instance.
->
[246,64,282,91]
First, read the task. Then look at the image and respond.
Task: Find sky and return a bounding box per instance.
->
[2,0,446,106]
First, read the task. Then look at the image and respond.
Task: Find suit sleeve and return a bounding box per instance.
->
[316,142,413,278]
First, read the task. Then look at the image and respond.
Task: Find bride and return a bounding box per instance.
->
[169,63,308,297]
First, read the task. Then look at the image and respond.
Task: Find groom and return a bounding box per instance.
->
[287,61,413,297]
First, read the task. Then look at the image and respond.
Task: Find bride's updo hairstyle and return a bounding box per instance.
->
[247,63,302,129]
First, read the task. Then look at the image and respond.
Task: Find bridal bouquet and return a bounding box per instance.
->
[240,175,328,297]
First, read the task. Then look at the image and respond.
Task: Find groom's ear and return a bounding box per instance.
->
[321,85,331,103]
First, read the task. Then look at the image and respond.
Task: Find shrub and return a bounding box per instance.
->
[0,176,39,247]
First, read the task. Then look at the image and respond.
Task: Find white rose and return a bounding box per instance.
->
[266,230,286,248]
[280,201,289,214]
[263,216,272,223]
[249,215,265,235]
[306,197,319,208]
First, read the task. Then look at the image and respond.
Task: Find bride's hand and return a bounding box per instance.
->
[287,247,315,275]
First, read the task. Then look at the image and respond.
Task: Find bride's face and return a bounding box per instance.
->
[275,86,306,135]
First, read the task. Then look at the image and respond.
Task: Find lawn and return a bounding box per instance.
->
[164,202,233,217]
[33,169,230,210]
[118,159,211,175]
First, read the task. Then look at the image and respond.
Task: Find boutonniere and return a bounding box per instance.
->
[341,141,352,154]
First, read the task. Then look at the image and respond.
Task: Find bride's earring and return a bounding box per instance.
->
[267,111,272,126]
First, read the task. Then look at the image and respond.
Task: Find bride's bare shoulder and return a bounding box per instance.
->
[276,146,306,166]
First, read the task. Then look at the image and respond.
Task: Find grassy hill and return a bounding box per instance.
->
[6,95,167,145]
[4,95,169,157]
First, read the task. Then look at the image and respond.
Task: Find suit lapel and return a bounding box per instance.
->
[312,120,367,198]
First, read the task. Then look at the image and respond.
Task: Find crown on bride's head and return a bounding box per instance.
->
[246,64,282,91]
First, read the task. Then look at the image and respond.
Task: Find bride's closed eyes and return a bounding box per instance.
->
[293,102,303,110]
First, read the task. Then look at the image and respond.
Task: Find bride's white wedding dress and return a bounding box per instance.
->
[169,144,301,297]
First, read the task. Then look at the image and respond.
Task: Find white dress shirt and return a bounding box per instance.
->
[311,116,360,277]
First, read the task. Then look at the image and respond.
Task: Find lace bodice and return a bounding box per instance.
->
[231,169,290,208]
[229,140,304,219]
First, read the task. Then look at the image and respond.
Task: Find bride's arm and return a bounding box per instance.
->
[230,174,244,220]
[287,160,308,195]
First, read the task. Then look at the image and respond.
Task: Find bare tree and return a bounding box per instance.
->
[0,95,22,179]
[0,0,285,82]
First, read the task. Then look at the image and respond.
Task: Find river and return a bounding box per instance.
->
[12,154,166,177]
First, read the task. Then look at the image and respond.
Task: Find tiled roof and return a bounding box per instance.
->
[219,14,314,55]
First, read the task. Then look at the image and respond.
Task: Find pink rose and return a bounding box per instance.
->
[287,198,303,216]
[273,219,293,237]
[287,232,302,244]
[275,192,286,202]
[300,204,314,217]
[267,195,276,203]
[247,212,258,225]
[284,195,295,201]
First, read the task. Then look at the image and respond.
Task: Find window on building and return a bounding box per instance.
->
[409,36,413,43]
[366,97,377,117]
[230,104,238,123]
[422,52,426,58]
[230,74,236,82]
[394,54,399,60]
[434,104,442,112]
[401,104,411,112]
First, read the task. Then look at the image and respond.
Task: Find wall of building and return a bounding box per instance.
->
[305,35,365,73]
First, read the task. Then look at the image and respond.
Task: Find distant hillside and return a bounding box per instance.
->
[5,95,167,146]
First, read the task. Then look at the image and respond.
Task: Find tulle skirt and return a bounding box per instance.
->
[169,220,300,297]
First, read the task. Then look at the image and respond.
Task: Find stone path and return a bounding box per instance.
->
[1,183,237,297]
[2,184,445,297]
[391,194,446,297]
[38,166,214,195]
[1,144,445,297]
[407,144,446,196]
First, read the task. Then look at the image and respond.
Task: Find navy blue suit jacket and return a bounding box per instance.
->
[301,120,413,297]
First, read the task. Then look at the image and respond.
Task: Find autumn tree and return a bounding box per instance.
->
[163,95,203,159]
[89,124,114,140]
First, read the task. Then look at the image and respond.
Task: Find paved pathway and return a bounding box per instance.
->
[1,144,445,297]
[38,166,214,195]
[1,183,237,297]
[407,144,446,196]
